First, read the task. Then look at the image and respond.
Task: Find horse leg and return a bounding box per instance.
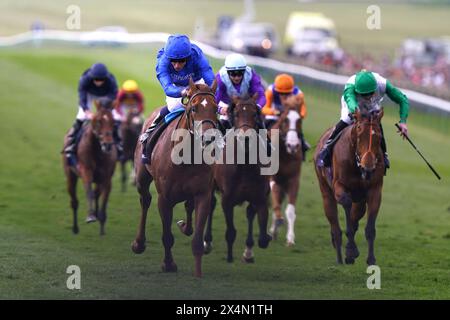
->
[222,197,236,263]
[131,164,153,254]
[97,180,112,236]
[285,176,300,247]
[242,203,256,263]
[130,162,136,186]
[366,188,382,265]
[191,192,212,277]
[255,201,272,249]
[67,170,79,234]
[345,201,366,263]
[121,160,127,193]
[203,194,216,254]
[177,199,194,236]
[319,180,342,264]
[158,195,177,273]
[80,170,96,223]
[269,181,285,239]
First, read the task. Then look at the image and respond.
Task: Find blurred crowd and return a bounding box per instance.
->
[292,49,450,99]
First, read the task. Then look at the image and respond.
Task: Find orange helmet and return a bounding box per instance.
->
[274,74,295,93]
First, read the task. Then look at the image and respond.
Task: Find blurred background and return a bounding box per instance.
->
[1,0,450,299]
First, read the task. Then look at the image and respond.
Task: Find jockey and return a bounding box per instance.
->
[140,34,215,164]
[215,53,266,130]
[64,62,120,162]
[262,73,311,156]
[316,69,409,168]
[114,79,144,122]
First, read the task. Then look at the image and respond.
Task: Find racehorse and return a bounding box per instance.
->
[314,109,385,265]
[119,107,143,192]
[268,95,303,246]
[200,95,272,263]
[62,97,117,235]
[132,78,218,277]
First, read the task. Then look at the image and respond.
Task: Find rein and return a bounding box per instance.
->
[355,117,378,168]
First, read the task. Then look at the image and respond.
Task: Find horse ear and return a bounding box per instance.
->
[251,92,258,103]
[188,77,196,91]
[94,99,100,111]
[211,79,217,93]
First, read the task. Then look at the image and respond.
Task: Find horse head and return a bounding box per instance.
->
[182,78,218,147]
[92,98,115,153]
[276,95,302,155]
[124,106,144,135]
[228,93,259,133]
[352,109,384,180]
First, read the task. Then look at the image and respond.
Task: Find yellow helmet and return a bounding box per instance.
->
[122,80,139,92]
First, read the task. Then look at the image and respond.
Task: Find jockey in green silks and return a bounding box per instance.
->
[317,70,410,169]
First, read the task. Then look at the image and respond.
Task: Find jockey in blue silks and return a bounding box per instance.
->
[140,34,215,163]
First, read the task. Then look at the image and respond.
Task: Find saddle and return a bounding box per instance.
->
[142,109,184,164]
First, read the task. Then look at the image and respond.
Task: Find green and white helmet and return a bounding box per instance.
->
[355,70,377,94]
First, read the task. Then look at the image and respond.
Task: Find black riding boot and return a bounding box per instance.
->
[300,130,311,161]
[140,106,170,164]
[317,120,349,167]
[113,120,124,161]
[64,119,83,165]
[380,123,389,172]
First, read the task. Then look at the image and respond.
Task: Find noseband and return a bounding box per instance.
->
[185,91,218,135]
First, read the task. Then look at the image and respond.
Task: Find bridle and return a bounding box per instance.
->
[229,101,260,131]
[354,113,380,169]
[184,91,218,135]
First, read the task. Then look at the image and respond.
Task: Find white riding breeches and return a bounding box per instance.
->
[76,94,102,120]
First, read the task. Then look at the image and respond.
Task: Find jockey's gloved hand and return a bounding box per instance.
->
[85,110,94,120]
[181,87,188,97]
[397,123,408,139]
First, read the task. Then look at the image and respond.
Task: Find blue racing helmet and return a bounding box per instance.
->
[89,63,108,79]
[164,34,192,60]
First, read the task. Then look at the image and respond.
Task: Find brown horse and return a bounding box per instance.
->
[132,78,218,277]
[268,95,303,246]
[314,109,384,265]
[200,95,272,263]
[119,107,143,192]
[62,98,117,235]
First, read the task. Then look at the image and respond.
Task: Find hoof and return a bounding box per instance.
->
[131,240,146,254]
[204,241,213,255]
[226,256,234,263]
[86,214,97,223]
[345,257,355,264]
[177,220,193,236]
[367,257,376,266]
[161,261,178,273]
[286,241,295,247]
[258,234,272,249]
[241,255,255,264]
[72,226,79,234]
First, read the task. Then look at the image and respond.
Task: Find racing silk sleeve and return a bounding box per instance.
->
[215,73,229,105]
[106,74,118,102]
[249,70,266,108]
[78,75,89,111]
[196,52,215,86]
[297,92,307,119]
[343,83,359,114]
[262,87,275,115]
[156,51,184,98]
[135,91,145,114]
[386,80,409,123]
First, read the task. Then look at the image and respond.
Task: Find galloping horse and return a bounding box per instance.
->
[201,95,272,263]
[314,109,384,265]
[62,97,117,235]
[268,95,303,246]
[119,107,143,191]
[132,78,218,277]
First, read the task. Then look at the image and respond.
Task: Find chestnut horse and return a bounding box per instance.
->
[200,95,272,263]
[119,107,143,192]
[268,95,303,246]
[62,98,117,235]
[314,110,384,265]
[132,79,218,277]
